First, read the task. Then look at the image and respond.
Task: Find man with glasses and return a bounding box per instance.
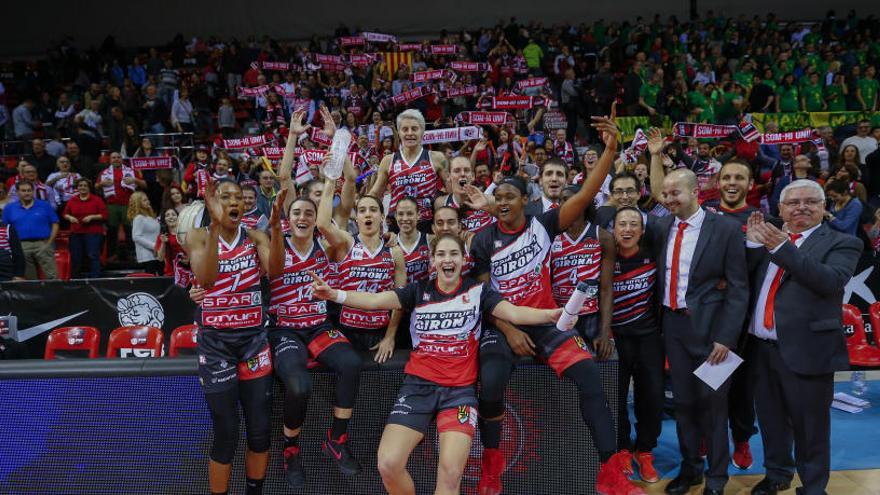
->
[840,119,878,167]
[595,172,654,230]
[745,180,861,495]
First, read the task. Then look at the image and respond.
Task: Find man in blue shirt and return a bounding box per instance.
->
[1,181,58,279]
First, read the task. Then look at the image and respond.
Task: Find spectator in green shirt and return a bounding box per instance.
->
[825,73,848,112]
[856,65,879,111]
[688,82,715,123]
[523,38,543,71]
[801,73,826,111]
[638,70,663,116]
[776,73,800,112]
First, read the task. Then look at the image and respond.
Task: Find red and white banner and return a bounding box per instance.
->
[441,85,479,98]
[128,156,174,170]
[430,44,458,55]
[455,111,514,126]
[348,53,377,67]
[378,85,433,111]
[478,95,549,110]
[760,128,816,145]
[515,77,548,90]
[542,109,568,130]
[222,135,269,150]
[412,69,455,83]
[238,85,270,97]
[673,122,738,139]
[260,147,285,160]
[448,61,489,72]
[623,129,649,164]
[397,43,423,52]
[309,127,332,146]
[261,61,292,71]
[339,36,365,47]
[362,32,397,43]
[422,126,482,145]
[315,54,343,65]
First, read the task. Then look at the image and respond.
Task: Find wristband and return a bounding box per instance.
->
[333,290,347,305]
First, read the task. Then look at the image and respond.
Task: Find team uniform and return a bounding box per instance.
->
[334,236,397,349]
[444,194,496,234]
[399,232,431,284]
[241,208,269,232]
[387,148,443,230]
[611,247,664,452]
[389,278,503,436]
[550,223,602,340]
[196,226,272,394]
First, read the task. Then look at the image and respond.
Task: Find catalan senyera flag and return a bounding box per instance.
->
[381,52,413,80]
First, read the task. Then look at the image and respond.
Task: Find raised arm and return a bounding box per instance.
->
[185,182,223,288]
[367,153,393,198]
[267,188,289,279]
[647,127,667,203]
[491,301,561,326]
[333,156,357,228]
[278,109,309,207]
[316,158,353,260]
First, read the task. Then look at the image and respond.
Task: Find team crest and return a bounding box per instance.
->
[327,329,340,339]
[462,294,470,303]
[574,336,589,351]
[457,405,469,424]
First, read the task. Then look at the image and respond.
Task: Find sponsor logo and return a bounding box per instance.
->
[203,292,261,308]
[573,336,589,351]
[119,348,156,358]
[117,292,165,328]
[199,354,207,365]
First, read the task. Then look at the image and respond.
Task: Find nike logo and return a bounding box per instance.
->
[17,311,89,341]
[327,443,342,460]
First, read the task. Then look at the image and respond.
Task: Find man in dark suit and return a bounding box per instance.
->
[649,168,750,495]
[745,179,862,495]
[524,158,567,216]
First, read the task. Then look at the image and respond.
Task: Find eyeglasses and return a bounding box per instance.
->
[780,198,824,208]
[612,188,638,196]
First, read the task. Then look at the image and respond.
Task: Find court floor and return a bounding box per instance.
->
[640,469,880,494]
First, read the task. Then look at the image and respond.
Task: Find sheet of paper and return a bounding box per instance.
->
[833,392,870,408]
[831,400,864,414]
[693,351,743,391]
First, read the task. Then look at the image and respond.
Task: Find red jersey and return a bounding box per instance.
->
[550,224,601,315]
[269,238,331,329]
[335,238,396,329]
[388,147,442,222]
[399,232,431,284]
[197,226,264,330]
[240,208,268,231]
[470,210,561,309]
[394,278,503,386]
[612,248,657,335]
[444,194,496,234]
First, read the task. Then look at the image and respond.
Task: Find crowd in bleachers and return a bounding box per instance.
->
[0,10,878,281]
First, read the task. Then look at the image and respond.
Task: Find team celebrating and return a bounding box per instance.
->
[181,105,860,495]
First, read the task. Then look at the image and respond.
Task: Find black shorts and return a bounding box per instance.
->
[197,326,272,394]
[387,375,478,437]
[479,323,592,377]
[338,324,384,352]
[268,323,351,362]
[574,312,600,342]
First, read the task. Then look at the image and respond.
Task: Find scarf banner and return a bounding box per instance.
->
[412,69,455,83]
[362,32,397,44]
[738,117,761,142]
[397,43,423,52]
[99,166,136,198]
[448,61,489,72]
[128,156,174,171]
[378,86,433,111]
[422,126,482,145]
[673,122,738,139]
[249,61,296,72]
[315,54,343,65]
[515,77,549,90]
[759,128,816,145]
[441,85,479,98]
[478,95,549,110]
[348,53,378,67]
[339,36,365,47]
[623,129,649,164]
[430,45,458,55]
[309,127,332,146]
[238,85,270,97]
[454,111,514,126]
[221,135,269,150]
[260,147,285,160]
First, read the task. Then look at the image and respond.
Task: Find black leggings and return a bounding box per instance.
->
[562,359,617,460]
[204,375,273,464]
[274,343,362,431]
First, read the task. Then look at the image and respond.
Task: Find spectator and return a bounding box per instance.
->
[62,178,107,278]
[0,183,10,216]
[255,169,278,218]
[623,61,643,116]
[27,139,57,181]
[99,152,145,261]
[12,98,38,140]
[825,179,863,237]
[141,84,168,135]
[66,141,98,182]
[158,58,179,107]
[523,37,543,72]
[155,207,191,286]
[856,65,879,111]
[828,162,868,203]
[0,222,25,281]
[10,163,58,210]
[171,88,195,133]
[161,185,187,214]
[1,180,58,279]
[46,156,81,206]
[127,56,147,88]
[840,119,878,166]
[129,191,161,275]
[240,185,269,232]
[218,97,236,139]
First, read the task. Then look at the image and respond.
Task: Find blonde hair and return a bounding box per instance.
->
[127,191,155,222]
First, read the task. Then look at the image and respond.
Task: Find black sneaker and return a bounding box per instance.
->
[283,445,305,488]
[321,432,361,476]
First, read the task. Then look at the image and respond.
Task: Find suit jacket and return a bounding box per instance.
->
[748,223,862,375]
[649,210,750,353]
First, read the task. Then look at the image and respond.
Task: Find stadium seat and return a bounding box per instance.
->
[106,326,164,358]
[866,302,880,347]
[44,326,100,359]
[842,304,880,366]
[126,272,156,278]
[168,324,198,357]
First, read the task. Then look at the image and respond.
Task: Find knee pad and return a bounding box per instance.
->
[479,358,512,402]
[209,414,239,464]
[246,429,271,454]
[478,399,505,420]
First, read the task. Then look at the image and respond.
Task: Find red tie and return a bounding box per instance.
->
[762,233,803,329]
[550,202,559,209]
[668,221,689,310]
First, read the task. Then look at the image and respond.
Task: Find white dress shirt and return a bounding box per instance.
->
[541,196,559,213]
[663,207,706,309]
[748,223,820,340]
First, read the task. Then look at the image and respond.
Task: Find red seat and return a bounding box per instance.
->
[169,324,198,357]
[55,249,71,281]
[842,304,880,366]
[107,326,164,358]
[126,272,156,278]
[866,302,880,347]
[44,326,100,359]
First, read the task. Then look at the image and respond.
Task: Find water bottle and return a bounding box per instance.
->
[557,281,590,331]
[325,128,352,180]
[852,370,868,397]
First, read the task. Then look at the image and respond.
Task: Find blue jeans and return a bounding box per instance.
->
[69,233,103,278]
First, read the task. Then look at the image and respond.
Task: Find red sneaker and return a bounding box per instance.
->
[596,452,646,495]
[478,448,505,495]
[617,449,634,476]
[732,440,753,469]
[634,451,659,483]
